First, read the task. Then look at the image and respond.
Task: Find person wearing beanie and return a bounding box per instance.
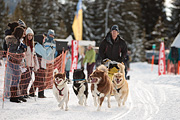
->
[44,29,56,60]
[44,29,56,88]
[18,19,27,29]
[3,22,24,99]
[3,22,19,52]
[19,27,37,99]
[99,25,127,62]
[29,35,53,98]
[99,25,128,79]
[5,26,27,103]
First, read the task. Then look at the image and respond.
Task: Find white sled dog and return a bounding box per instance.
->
[53,69,69,111]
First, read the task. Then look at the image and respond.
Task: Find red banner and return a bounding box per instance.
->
[158,42,166,75]
[71,40,79,72]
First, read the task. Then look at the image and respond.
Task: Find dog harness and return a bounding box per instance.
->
[72,79,86,81]
[116,87,121,93]
[58,87,64,96]
[96,92,101,97]
[54,84,64,96]
[112,80,124,93]
[54,81,67,96]
[73,81,87,90]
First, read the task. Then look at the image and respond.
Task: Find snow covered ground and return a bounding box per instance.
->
[0,62,180,120]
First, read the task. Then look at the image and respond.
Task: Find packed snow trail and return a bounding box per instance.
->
[1,62,180,120]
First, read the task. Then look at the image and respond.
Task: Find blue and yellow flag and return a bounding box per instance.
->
[72,0,83,40]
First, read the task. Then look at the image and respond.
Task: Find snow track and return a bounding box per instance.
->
[1,62,180,120]
[109,91,133,120]
[134,81,160,120]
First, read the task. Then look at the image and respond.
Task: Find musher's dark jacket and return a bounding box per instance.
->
[99,32,127,63]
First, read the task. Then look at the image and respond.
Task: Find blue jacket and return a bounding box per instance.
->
[35,42,52,59]
[35,42,53,69]
[65,51,71,71]
[44,35,56,61]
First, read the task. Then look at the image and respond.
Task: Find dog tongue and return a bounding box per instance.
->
[91,78,97,83]
[117,80,121,84]
[56,80,61,84]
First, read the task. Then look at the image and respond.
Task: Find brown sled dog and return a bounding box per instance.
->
[90,65,113,111]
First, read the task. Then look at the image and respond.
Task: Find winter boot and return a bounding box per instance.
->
[24,95,30,98]
[38,91,46,98]
[10,97,22,103]
[10,86,21,103]
[18,96,27,102]
[29,93,36,97]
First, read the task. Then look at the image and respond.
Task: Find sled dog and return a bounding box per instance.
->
[73,69,88,106]
[53,69,69,111]
[112,63,129,107]
[90,65,113,111]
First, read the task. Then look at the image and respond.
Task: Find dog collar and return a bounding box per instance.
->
[72,79,86,81]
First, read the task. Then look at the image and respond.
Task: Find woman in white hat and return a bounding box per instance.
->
[20,27,39,98]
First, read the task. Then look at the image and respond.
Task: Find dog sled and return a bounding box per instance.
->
[102,58,128,80]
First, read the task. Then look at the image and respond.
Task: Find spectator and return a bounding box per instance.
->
[18,19,27,29]
[44,29,56,88]
[29,35,53,98]
[5,26,26,103]
[65,48,71,83]
[3,22,19,58]
[82,44,96,80]
[20,27,39,98]
[44,29,56,60]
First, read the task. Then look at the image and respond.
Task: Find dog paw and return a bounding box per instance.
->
[58,103,64,108]
[108,104,111,108]
[78,101,83,106]
[97,107,101,111]
[84,102,88,106]
[94,104,97,107]
[118,104,121,107]
[94,102,97,107]
[58,104,61,107]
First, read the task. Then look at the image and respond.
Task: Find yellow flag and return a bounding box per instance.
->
[72,0,83,40]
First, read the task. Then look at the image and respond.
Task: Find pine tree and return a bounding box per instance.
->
[171,0,180,37]
[118,0,144,61]
[83,0,104,45]
[61,1,77,38]
[30,0,47,34]
[0,0,9,49]
[45,0,61,38]
[151,17,167,50]
[57,3,69,39]
[83,0,106,45]
[19,0,32,27]
[12,2,22,21]
[139,0,166,50]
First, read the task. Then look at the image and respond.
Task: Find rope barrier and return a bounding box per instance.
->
[0,50,66,103]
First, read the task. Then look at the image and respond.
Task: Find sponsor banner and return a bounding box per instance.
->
[158,42,166,75]
[71,40,79,72]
